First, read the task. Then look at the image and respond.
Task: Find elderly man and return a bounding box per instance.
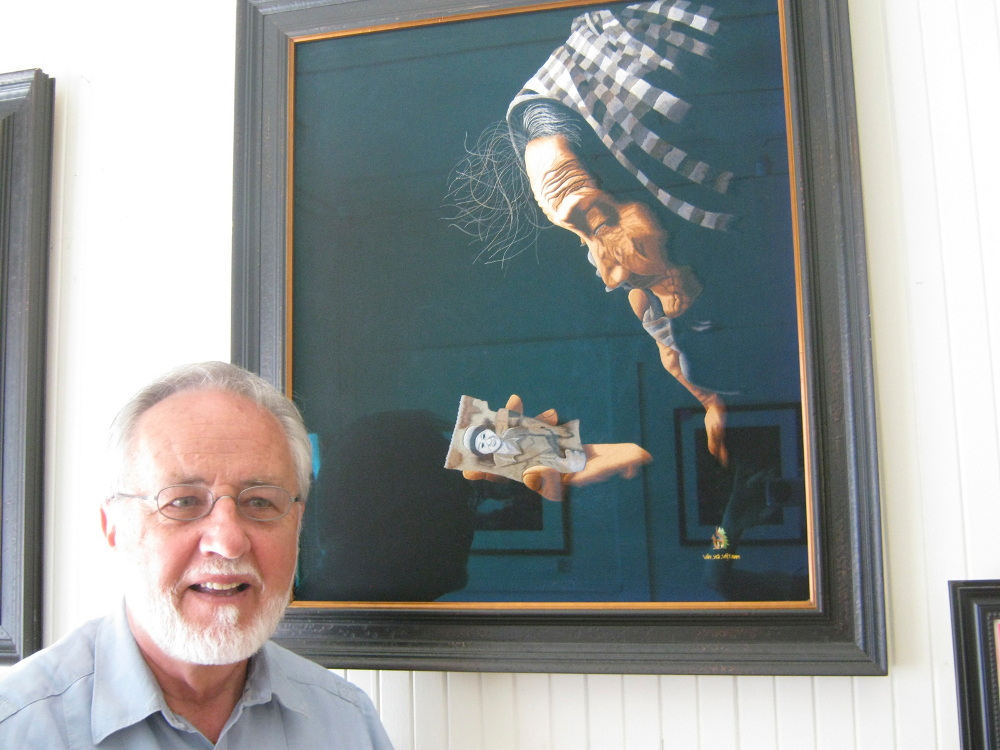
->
[0,362,393,749]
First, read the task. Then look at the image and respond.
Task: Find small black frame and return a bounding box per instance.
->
[0,69,53,664]
[950,580,1000,750]
[232,0,885,674]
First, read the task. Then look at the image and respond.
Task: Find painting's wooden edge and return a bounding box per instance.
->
[0,68,53,664]
[234,0,886,674]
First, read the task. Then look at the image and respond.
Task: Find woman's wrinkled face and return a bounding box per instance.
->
[523,135,670,289]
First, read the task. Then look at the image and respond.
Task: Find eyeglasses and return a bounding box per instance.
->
[117,484,299,522]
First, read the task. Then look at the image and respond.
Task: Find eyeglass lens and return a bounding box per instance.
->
[155,485,293,521]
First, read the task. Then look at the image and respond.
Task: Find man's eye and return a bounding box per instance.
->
[242,495,276,510]
[169,495,202,509]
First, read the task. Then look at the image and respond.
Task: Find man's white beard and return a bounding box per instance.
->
[122,554,292,666]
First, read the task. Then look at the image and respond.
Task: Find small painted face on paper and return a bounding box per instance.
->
[475,428,503,455]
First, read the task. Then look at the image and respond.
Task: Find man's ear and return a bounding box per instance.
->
[101,503,118,549]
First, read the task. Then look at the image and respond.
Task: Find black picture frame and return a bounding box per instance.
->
[0,69,53,664]
[233,0,885,674]
[950,580,1000,749]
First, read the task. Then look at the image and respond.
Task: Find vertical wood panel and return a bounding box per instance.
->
[696,677,737,750]
[957,1,1000,463]
[921,0,1000,579]
[481,673,517,750]
[775,677,815,750]
[413,672,448,750]
[380,671,415,750]
[448,672,485,750]
[515,673,552,750]
[660,675,699,749]
[736,676,777,750]
[814,678,855,750]
[550,674,589,750]
[912,3,986,748]
[953,0,1000,578]
[622,675,660,750]
[587,675,625,750]
[853,677,895,750]
[881,2,964,749]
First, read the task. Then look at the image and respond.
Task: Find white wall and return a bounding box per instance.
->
[1,0,997,747]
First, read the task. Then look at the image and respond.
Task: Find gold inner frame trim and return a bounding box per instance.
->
[292,599,817,611]
[776,0,816,607]
[283,0,816,612]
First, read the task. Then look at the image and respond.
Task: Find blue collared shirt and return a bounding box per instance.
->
[0,605,394,749]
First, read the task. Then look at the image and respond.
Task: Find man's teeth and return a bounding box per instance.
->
[200,582,242,591]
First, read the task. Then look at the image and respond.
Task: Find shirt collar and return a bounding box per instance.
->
[90,602,175,744]
[89,605,311,744]
[243,642,312,719]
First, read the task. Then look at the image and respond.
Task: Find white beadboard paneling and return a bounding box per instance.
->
[448,672,485,750]
[921,0,1000,578]
[958,1,1000,450]
[881,4,967,750]
[622,675,661,750]
[481,673,518,750]
[736,676,777,750]
[515,673,552,750]
[853,678,895,750]
[814,678,855,750]
[414,672,449,750]
[550,675,589,750]
[774,677,815,750]
[696,677,737,750]
[587,675,625,750]
[660,676,699,749]
[380,671,415,750]
[954,0,1000,578]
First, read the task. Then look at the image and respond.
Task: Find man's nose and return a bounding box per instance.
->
[198,495,252,559]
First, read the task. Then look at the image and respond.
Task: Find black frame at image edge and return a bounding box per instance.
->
[0,68,52,664]
[950,580,1000,750]
[232,0,886,674]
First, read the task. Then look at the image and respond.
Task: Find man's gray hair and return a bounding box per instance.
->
[107,361,313,501]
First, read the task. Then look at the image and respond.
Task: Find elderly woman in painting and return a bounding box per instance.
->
[449,1,765,470]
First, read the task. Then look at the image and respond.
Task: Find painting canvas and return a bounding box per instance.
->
[289,0,813,608]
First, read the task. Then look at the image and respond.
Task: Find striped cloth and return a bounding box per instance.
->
[508,1,734,231]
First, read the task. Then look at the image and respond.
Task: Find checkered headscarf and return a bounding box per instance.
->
[508,1,733,231]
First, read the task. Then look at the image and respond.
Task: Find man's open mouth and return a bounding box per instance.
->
[190,582,251,595]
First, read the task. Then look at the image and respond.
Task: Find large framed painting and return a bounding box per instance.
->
[951,580,1000,750]
[233,0,885,674]
[0,68,53,663]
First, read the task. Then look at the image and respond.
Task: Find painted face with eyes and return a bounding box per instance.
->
[523,135,671,291]
[474,428,503,455]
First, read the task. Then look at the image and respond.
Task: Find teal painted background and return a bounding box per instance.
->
[291,1,807,603]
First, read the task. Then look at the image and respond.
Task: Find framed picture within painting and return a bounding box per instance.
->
[0,68,53,663]
[233,0,885,673]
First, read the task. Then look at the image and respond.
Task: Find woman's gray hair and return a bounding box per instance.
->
[107,361,313,501]
[444,100,583,266]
